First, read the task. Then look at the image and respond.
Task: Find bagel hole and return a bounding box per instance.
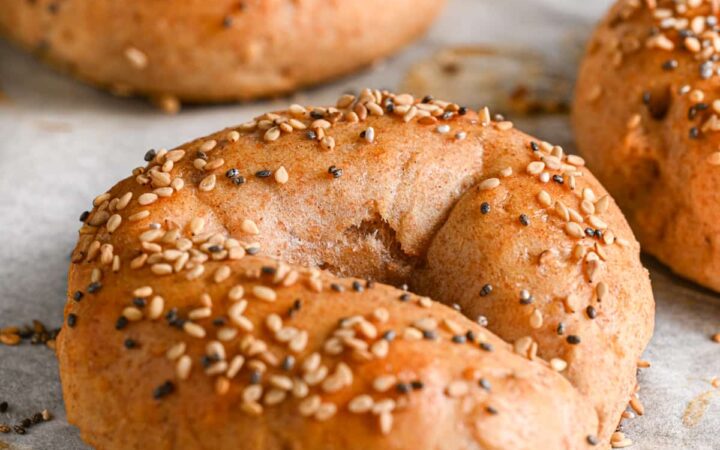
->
[342,215,420,287]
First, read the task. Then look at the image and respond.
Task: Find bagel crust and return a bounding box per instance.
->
[59,90,654,449]
[573,0,720,292]
[0,0,444,102]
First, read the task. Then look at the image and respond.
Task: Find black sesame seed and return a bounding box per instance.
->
[399,293,411,302]
[519,214,530,226]
[87,282,102,293]
[530,141,540,152]
[72,291,84,302]
[67,313,77,328]
[585,227,596,238]
[225,168,239,178]
[310,110,324,120]
[0,402,7,413]
[328,166,343,178]
[480,202,491,214]
[330,283,344,292]
[586,306,597,319]
[396,383,411,394]
[451,335,466,344]
[124,338,137,349]
[282,355,295,371]
[133,297,147,307]
[422,330,437,340]
[587,435,599,446]
[458,106,468,115]
[232,176,246,185]
[153,381,175,399]
[411,380,424,390]
[567,335,581,345]
[78,211,90,222]
[552,174,564,184]
[261,266,277,275]
[662,59,678,71]
[690,127,700,139]
[442,111,454,120]
[20,418,31,428]
[144,149,157,162]
[306,130,317,140]
[222,15,233,28]
[478,378,491,391]
[382,330,396,341]
[385,102,395,113]
[250,371,262,384]
[196,151,208,160]
[480,342,493,352]
[642,91,651,105]
[246,246,260,255]
[212,317,227,327]
[480,284,493,297]
[486,405,498,415]
[366,280,375,289]
[557,322,565,335]
[255,170,272,178]
[352,281,363,292]
[422,95,433,104]
[466,330,475,342]
[115,316,129,330]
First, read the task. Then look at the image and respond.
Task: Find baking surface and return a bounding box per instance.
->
[0,0,718,449]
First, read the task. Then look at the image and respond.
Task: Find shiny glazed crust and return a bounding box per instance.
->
[58,90,654,449]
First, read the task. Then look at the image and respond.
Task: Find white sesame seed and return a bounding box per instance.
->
[274,166,289,184]
[436,124,451,134]
[122,307,143,321]
[348,395,374,413]
[183,322,206,338]
[138,193,158,205]
[124,47,148,69]
[241,219,259,235]
[550,358,567,372]
[364,127,375,143]
[176,355,192,380]
[199,174,217,192]
[253,285,277,302]
[166,342,186,360]
[478,178,500,190]
[200,140,217,152]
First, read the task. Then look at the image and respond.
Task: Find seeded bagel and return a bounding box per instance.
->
[59,90,654,449]
[573,0,720,292]
[0,0,444,104]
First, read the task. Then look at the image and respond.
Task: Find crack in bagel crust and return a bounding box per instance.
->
[60,89,654,449]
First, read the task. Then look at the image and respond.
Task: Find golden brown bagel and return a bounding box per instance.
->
[59,90,654,449]
[0,0,444,103]
[573,0,720,292]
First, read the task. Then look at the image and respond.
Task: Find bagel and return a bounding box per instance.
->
[58,89,654,449]
[0,0,444,104]
[573,0,720,292]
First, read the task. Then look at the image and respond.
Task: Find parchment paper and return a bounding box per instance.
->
[1,0,718,448]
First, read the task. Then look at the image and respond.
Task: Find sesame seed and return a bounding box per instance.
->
[478,178,500,190]
[274,166,289,184]
[480,202,491,214]
[480,284,493,297]
[67,313,77,328]
[153,381,175,399]
[567,335,581,345]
